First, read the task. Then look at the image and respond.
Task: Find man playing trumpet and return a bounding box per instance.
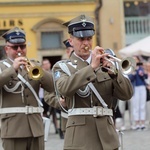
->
[0,27,55,150]
[53,14,133,150]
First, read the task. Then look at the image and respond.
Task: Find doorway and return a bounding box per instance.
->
[43,56,61,68]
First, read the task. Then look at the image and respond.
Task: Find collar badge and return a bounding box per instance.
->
[74,60,77,63]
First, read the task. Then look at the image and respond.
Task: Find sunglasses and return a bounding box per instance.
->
[6,44,26,50]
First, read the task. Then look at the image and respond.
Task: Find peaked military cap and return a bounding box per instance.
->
[2,27,26,44]
[63,39,72,48]
[63,14,95,38]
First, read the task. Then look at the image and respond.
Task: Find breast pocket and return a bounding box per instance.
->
[64,116,86,148]
[1,113,16,120]
[96,71,112,95]
[1,113,16,137]
[96,70,111,82]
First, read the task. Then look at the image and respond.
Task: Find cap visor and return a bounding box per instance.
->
[72,30,95,38]
[8,38,26,44]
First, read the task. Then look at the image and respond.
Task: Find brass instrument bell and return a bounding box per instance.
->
[103,49,136,75]
[25,58,44,80]
[18,53,43,80]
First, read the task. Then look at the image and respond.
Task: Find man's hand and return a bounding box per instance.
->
[59,98,67,107]
[91,46,109,70]
[13,57,27,71]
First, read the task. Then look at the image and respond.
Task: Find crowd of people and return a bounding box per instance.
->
[0,14,149,150]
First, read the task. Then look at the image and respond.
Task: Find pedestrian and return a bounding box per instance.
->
[128,55,148,130]
[0,27,54,150]
[117,98,133,130]
[52,14,133,150]
[40,58,59,134]
[39,59,54,118]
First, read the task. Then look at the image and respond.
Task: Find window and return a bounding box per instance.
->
[0,29,8,41]
[41,31,62,49]
[124,1,150,17]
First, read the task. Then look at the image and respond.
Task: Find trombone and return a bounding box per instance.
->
[18,53,43,80]
[102,49,136,75]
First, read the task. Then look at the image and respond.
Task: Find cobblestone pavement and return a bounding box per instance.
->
[0,112,150,150]
[0,124,149,150]
[46,127,150,150]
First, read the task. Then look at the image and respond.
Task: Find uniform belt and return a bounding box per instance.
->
[61,111,68,119]
[68,107,113,117]
[0,106,44,115]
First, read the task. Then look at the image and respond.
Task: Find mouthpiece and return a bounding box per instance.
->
[18,53,21,56]
[84,46,89,51]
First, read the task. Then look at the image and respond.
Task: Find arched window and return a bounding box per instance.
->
[32,18,67,51]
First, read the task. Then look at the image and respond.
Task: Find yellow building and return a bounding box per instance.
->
[1,0,149,65]
[0,0,93,64]
[0,0,126,64]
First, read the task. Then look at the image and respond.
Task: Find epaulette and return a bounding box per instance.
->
[66,60,71,63]
[0,59,7,63]
[56,59,71,65]
[30,59,41,66]
[61,59,69,63]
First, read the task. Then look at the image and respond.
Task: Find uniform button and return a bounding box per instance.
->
[26,95,29,97]
[8,82,12,86]
[72,121,75,124]
[87,77,90,81]
[28,78,32,81]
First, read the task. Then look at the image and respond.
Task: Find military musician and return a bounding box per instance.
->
[0,27,54,150]
[52,14,133,150]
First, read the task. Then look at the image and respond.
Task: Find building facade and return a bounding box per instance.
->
[1,0,149,64]
[0,0,125,64]
[0,0,97,64]
[124,0,150,45]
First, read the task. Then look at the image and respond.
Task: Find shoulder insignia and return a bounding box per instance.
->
[0,59,7,63]
[54,71,61,80]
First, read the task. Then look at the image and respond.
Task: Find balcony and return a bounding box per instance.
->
[125,16,150,46]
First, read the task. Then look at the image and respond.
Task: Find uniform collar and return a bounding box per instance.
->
[71,51,91,64]
[70,52,91,69]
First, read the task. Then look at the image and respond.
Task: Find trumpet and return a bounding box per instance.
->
[18,53,43,80]
[26,59,44,80]
[101,49,136,75]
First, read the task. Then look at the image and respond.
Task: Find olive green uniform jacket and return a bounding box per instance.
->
[44,90,68,133]
[0,58,54,138]
[53,53,133,150]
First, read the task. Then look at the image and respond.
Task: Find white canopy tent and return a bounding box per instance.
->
[119,36,150,58]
